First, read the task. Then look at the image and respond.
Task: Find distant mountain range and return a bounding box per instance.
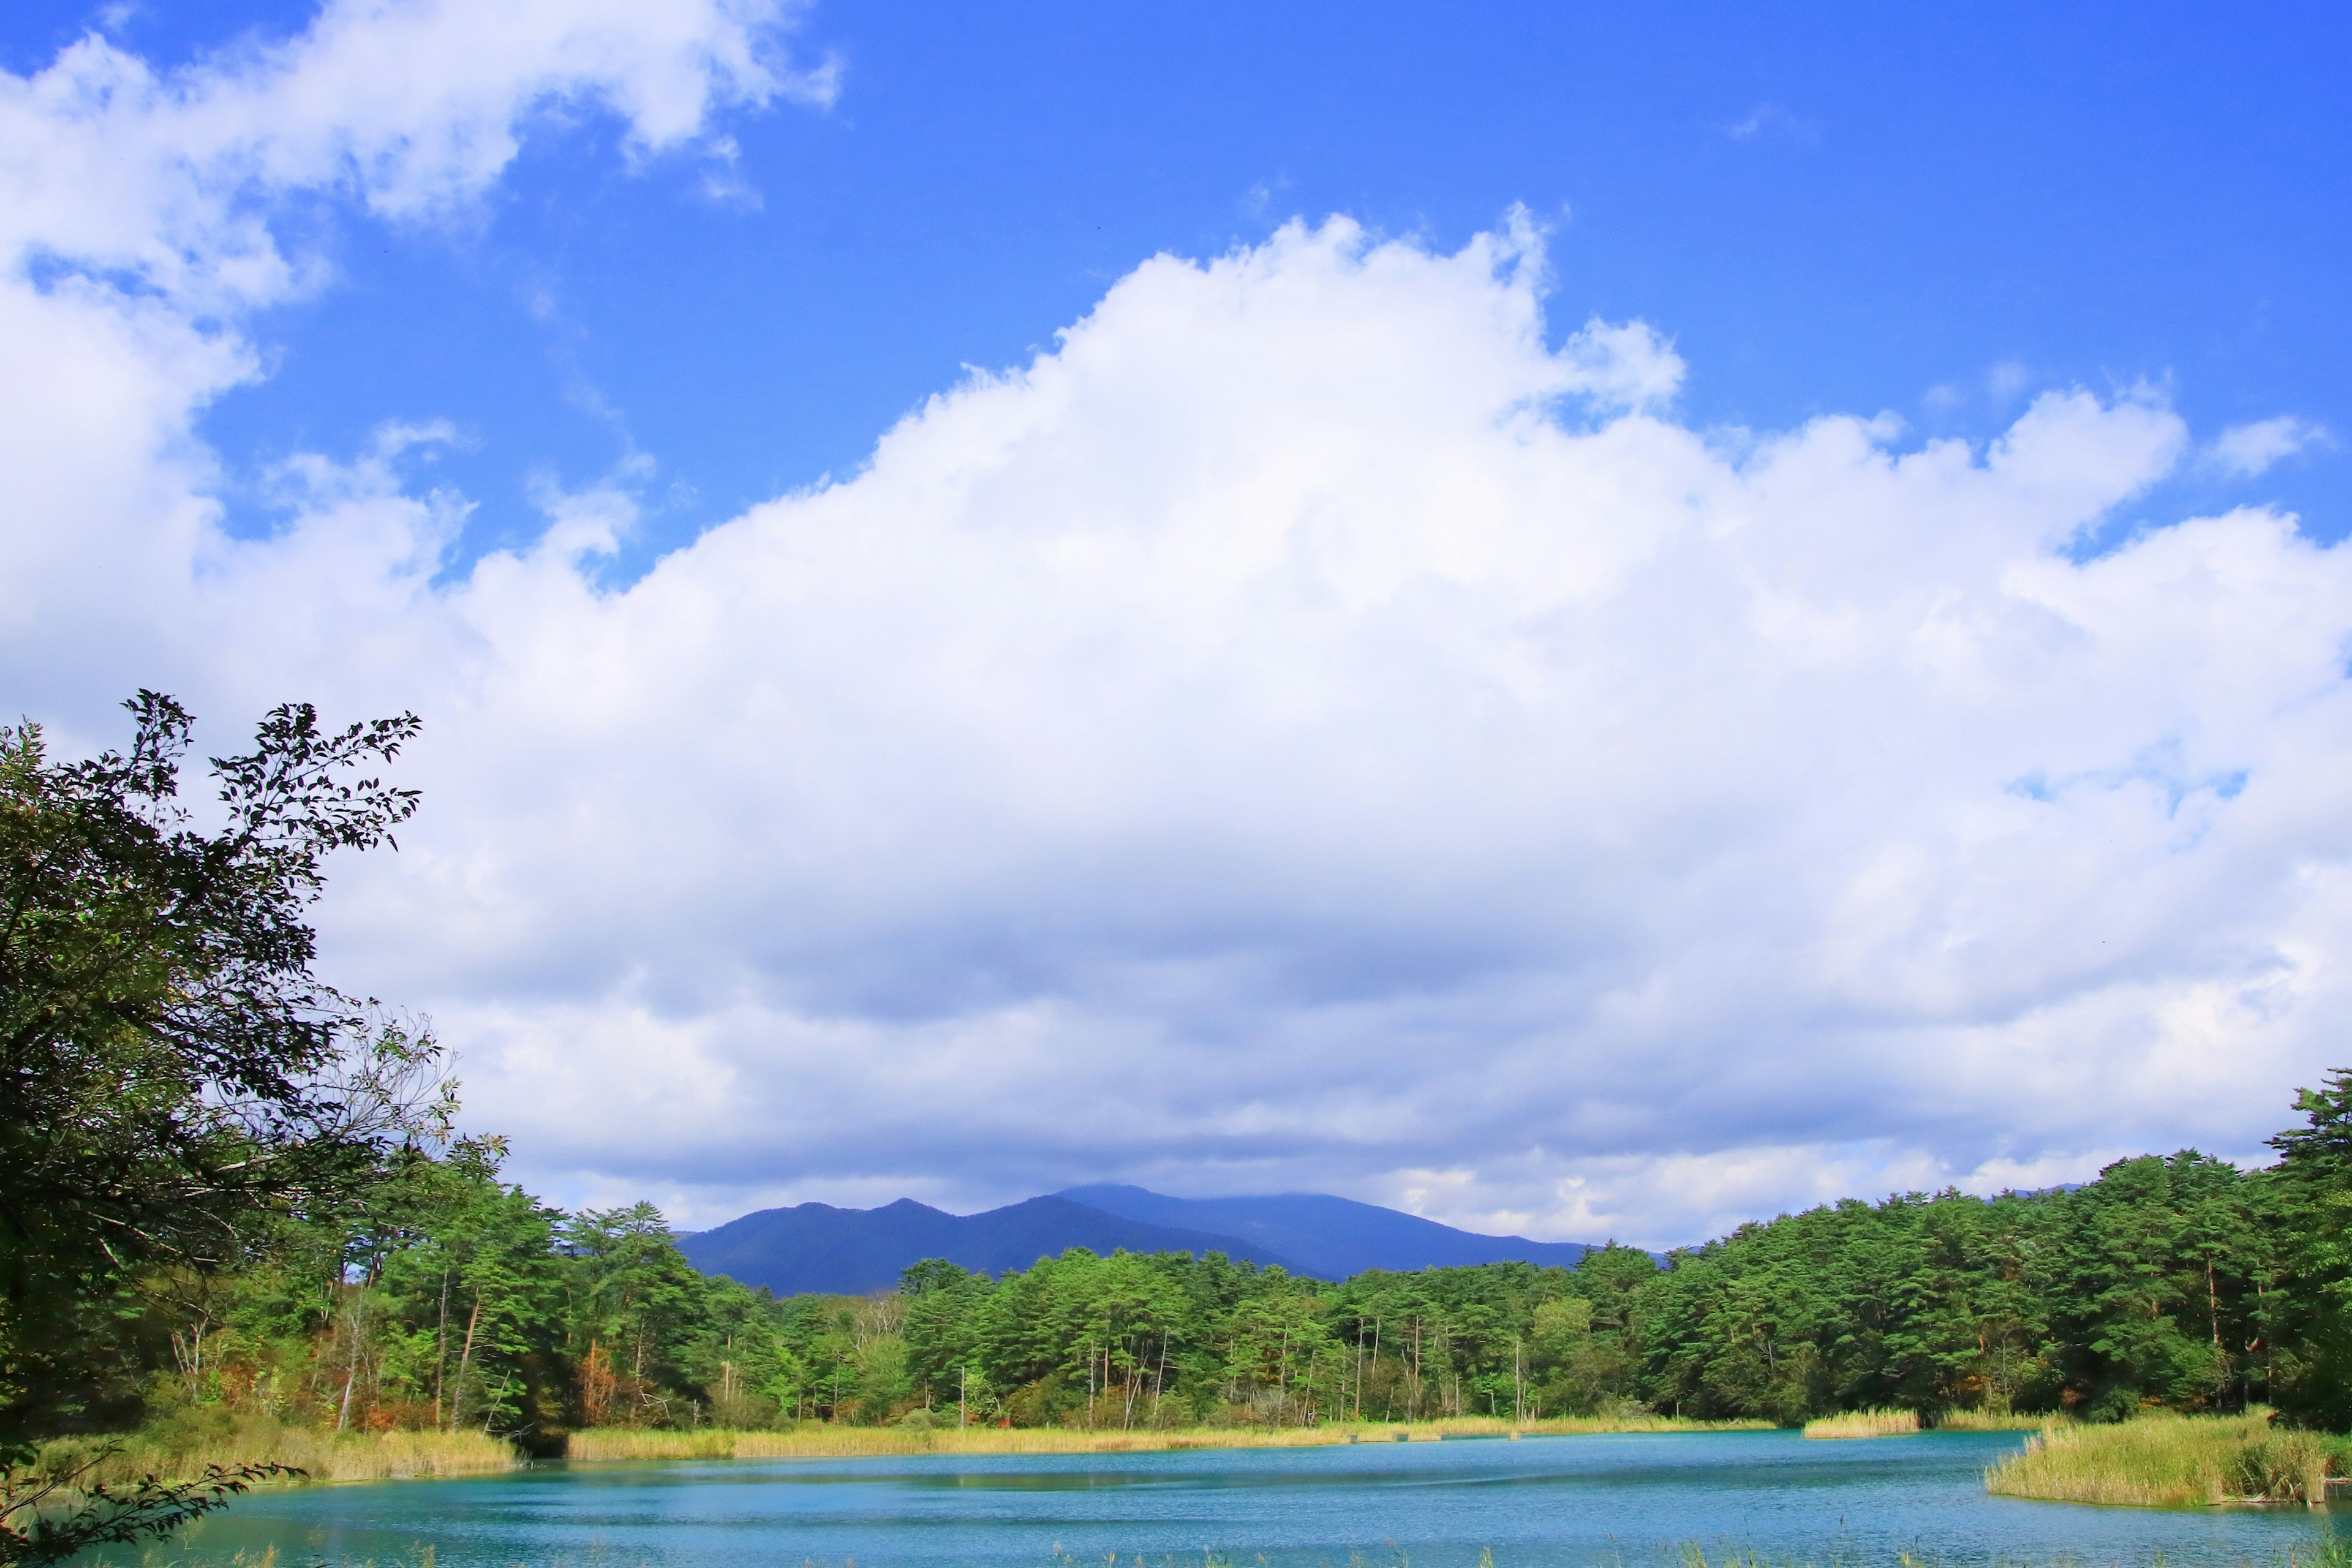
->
[1057,1185,1593,1281]
[677,1185,1595,1296]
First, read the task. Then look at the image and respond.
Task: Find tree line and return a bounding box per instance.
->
[61,1087,2352,1444]
[9,694,2352,1556]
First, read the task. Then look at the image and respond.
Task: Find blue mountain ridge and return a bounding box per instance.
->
[1057,1184,1591,1281]
[679,1186,1597,1295]
[676,1194,1296,1296]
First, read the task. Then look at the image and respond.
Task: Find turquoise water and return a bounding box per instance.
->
[121,1431,2346,1567]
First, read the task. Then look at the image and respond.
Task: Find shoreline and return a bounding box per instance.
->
[562,1414,1774,1462]
[48,1415,1777,1487]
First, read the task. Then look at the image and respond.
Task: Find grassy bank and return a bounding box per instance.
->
[40,1423,522,1488]
[36,1412,1775,1484]
[1800,1408,2052,1438]
[1984,1412,2333,1507]
[564,1414,1773,1461]
[1934,1409,2058,1431]
[1802,1409,1918,1439]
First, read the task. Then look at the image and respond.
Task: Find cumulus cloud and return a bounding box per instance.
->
[382,295,2345,1246]
[0,0,821,718]
[6,11,2351,1248]
[2205,415,2331,478]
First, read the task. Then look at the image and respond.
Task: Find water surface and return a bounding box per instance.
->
[126,1431,2346,1567]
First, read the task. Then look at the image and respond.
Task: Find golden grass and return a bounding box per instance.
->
[43,1423,521,1487]
[1933,1408,2061,1431]
[34,1411,1776,1487]
[562,1414,1772,1461]
[1983,1411,2329,1507]
[1803,1408,1919,1440]
[1510,1414,1776,1436]
[567,1426,1343,1460]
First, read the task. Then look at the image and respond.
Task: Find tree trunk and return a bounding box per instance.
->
[1411,1317,1422,1420]
[450,1293,482,1433]
[434,1265,451,1429]
[336,1296,364,1431]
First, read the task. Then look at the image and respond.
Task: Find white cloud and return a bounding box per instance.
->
[0,0,821,721]
[2205,415,2331,478]
[0,1,823,310]
[6,14,2351,1248]
[1725,103,1818,144]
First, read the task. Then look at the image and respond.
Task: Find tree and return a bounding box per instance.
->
[375,1148,565,1439]
[565,1204,709,1427]
[900,1259,986,1418]
[2267,1070,2352,1428]
[1,693,434,1555]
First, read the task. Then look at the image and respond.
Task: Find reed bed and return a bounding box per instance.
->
[1802,1408,1918,1439]
[1932,1408,2059,1431]
[37,1411,1781,1486]
[1506,1414,1774,1436]
[562,1414,1771,1461]
[1983,1411,2329,1507]
[43,1423,521,1487]
[567,1426,1349,1460]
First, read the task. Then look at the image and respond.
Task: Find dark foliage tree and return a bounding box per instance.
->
[0,692,433,1555]
[2265,1069,2352,1427]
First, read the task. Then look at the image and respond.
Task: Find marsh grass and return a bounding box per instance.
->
[32,1412,1780,1488]
[1798,1406,2052,1439]
[1801,1409,1919,1439]
[562,1415,1771,1461]
[1983,1411,2331,1507]
[1510,1414,1776,1436]
[1929,1409,2057,1431]
[40,1422,521,1487]
[560,1426,1352,1460]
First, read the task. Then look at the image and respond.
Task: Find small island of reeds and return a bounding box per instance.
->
[1985,1412,2338,1507]
[1803,1408,1919,1439]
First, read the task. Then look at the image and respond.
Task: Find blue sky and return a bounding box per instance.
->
[2,1,2348,1243]
[13,1,2343,575]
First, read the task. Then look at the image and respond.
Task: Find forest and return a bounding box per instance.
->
[56,1102,2352,1449]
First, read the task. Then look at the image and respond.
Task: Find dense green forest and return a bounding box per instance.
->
[10,693,2352,1558]
[58,1095,2352,1447]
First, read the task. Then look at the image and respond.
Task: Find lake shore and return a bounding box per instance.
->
[40,1425,522,1488]
[563,1413,1773,1461]
[1803,1408,2052,1439]
[45,1414,1774,1485]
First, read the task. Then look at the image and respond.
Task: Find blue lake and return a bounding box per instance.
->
[116,1431,2347,1567]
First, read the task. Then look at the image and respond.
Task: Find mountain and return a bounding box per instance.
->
[680,1185,1604,1295]
[677,1194,1295,1296]
[1055,1184,1593,1280]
